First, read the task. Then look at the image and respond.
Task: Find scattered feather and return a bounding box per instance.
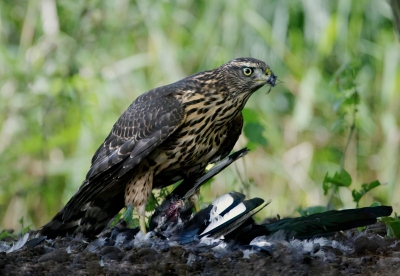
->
[6,233,29,253]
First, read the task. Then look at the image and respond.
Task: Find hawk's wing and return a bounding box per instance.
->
[62,93,185,221]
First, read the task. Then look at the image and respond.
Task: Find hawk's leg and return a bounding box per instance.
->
[137,204,147,234]
[125,171,153,234]
[189,189,201,212]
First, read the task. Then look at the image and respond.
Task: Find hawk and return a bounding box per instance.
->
[39,57,277,238]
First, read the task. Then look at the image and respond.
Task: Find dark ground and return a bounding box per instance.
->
[1,223,400,276]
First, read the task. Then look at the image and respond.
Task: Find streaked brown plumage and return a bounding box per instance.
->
[39,57,277,238]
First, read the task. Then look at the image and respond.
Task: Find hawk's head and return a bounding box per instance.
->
[220,57,277,97]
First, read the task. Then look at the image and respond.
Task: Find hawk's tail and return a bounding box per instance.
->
[38,182,125,239]
[38,207,78,238]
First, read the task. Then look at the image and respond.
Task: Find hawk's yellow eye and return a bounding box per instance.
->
[242,67,253,76]
[265,68,271,76]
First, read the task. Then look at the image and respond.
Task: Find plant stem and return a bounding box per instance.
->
[340,90,358,171]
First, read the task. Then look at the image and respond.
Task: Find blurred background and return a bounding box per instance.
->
[1,0,399,230]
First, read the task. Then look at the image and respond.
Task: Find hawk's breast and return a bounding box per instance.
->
[147,91,239,187]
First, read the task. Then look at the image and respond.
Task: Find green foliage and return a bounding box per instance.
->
[146,193,159,213]
[297,206,328,216]
[18,217,32,236]
[244,123,268,148]
[370,201,382,207]
[380,214,400,239]
[242,108,268,148]
[112,188,171,229]
[0,230,15,241]
[322,169,382,208]
[352,181,382,207]
[1,0,399,231]
[123,206,139,229]
[109,212,123,228]
[323,170,352,195]
[146,188,170,212]
[301,174,384,219]
[0,216,31,241]
[320,53,384,210]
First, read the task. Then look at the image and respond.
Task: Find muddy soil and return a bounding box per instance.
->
[1,224,399,276]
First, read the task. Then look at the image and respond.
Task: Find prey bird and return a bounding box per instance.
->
[149,148,250,232]
[174,192,392,245]
[224,204,393,245]
[39,58,277,238]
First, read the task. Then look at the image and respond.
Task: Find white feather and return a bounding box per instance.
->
[209,193,235,222]
[6,233,29,253]
[200,202,246,237]
[250,236,273,247]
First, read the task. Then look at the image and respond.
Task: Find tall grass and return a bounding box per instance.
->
[0,0,399,230]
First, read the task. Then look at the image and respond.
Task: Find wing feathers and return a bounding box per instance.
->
[86,96,185,179]
[61,95,185,225]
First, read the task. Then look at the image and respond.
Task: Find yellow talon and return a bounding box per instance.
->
[139,214,147,234]
[189,190,201,213]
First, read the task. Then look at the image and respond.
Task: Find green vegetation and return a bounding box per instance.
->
[381,214,400,239]
[1,0,399,231]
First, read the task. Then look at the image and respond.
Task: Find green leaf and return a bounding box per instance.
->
[158,188,170,199]
[323,170,352,195]
[146,192,158,212]
[128,218,140,229]
[351,190,362,204]
[244,122,267,147]
[323,172,331,195]
[123,205,136,228]
[388,221,400,239]
[329,170,352,186]
[380,217,400,239]
[21,225,32,235]
[352,180,381,204]
[357,226,366,231]
[370,201,382,207]
[0,230,14,240]
[109,212,123,228]
[362,180,381,192]
[18,217,24,229]
[242,108,260,123]
[297,205,328,216]
[344,91,360,106]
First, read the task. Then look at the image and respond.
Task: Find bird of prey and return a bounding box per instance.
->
[39,58,277,238]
